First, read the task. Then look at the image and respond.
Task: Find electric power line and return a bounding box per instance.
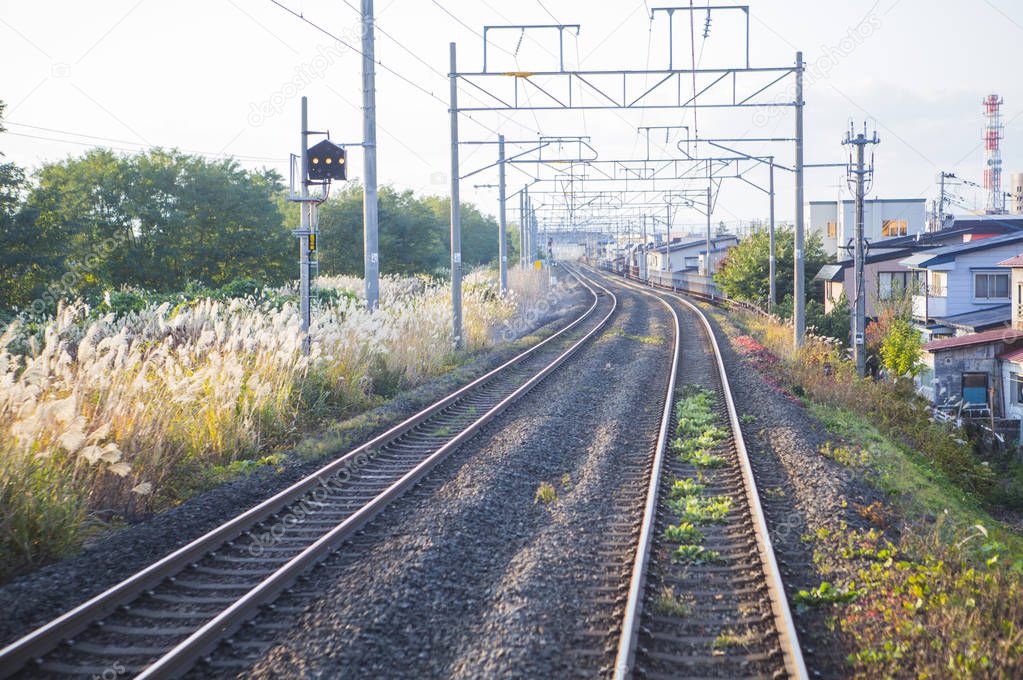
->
[6,122,287,163]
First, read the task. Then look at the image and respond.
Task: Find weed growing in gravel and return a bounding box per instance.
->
[819,441,870,468]
[654,586,694,617]
[672,543,723,565]
[672,387,728,468]
[663,521,703,544]
[560,473,571,489]
[534,481,557,506]
[668,477,705,499]
[669,495,733,523]
[712,628,757,650]
[739,414,757,425]
[792,581,860,611]
[763,486,786,499]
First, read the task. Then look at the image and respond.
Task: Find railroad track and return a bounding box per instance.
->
[594,268,807,680]
[0,267,617,680]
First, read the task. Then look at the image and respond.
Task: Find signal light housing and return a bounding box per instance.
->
[307,139,346,181]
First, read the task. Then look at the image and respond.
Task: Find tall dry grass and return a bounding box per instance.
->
[0,268,548,578]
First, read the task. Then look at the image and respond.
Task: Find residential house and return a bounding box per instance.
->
[809,198,927,257]
[917,329,1023,418]
[814,215,1023,318]
[900,230,1023,341]
[645,235,738,275]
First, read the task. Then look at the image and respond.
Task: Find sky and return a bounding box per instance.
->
[2,0,1022,234]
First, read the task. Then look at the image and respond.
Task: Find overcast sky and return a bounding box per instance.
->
[2,0,1022,231]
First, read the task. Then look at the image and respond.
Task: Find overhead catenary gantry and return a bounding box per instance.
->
[448,5,807,349]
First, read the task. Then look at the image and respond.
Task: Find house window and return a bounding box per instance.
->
[962,372,989,406]
[928,271,947,297]
[826,221,837,238]
[877,271,913,300]
[1011,372,1023,404]
[974,271,1010,300]
[882,219,908,237]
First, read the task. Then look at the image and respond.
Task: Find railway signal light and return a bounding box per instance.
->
[307,139,346,181]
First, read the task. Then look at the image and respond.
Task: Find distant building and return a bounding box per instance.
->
[900,230,1023,341]
[1012,172,1023,215]
[644,235,738,276]
[809,198,927,257]
[814,215,1023,320]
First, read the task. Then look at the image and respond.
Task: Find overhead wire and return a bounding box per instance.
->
[5,121,288,163]
[339,0,540,139]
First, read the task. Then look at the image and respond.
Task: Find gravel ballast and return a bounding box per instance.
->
[196,275,675,679]
[695,302,888,678]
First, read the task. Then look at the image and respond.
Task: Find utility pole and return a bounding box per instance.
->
[768,157,776,310]
[793,51,806,347]
[705,170,713,277]
[498,135,508,293]
[523,185,530,268]
[843,122,880,378]
[448,42,463,348]
[664,204,671,273]
[641,214,648,281]
[362,0,379,310]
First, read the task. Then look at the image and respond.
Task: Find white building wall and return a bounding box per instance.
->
[809,199,927,257]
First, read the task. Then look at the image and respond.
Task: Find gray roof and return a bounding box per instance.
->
[659,235,738,254]
[933,304,1011,332]
[900,231,1023,269]
[814,264,845,282]
[809,198,926,205]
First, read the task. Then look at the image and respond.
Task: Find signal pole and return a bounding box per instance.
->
[843,122,880,378]
[299,98,312,345]
[362,0,379,310]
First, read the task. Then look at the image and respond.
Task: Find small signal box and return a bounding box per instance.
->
[307,140,347,181]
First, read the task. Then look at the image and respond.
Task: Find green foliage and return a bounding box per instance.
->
[0,451,87,581]
[792,581,860,611]
[879,318,922,377]
[807,292,850,345]
[534,481,557,506]
[672,543,723,564]
[663,521,703,544]
[714,226,832,310]
[1,148,291,310]
[317,184,501,277]
[668,494,733,523]
[654,587,693,617]
[0,145,501,315]
[672,387,727,467]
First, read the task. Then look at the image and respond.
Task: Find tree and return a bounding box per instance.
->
[5,148,291,308]
[879,318,922,377]
[714,226,831,314]
[807,293,851,345]
[318,185,500,277]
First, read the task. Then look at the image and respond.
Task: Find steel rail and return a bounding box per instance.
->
[0,266,616,680]
[607,270,808,680]
[582,271,680,680]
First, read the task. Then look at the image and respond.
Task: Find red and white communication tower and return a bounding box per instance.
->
[984,94,1006,214]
